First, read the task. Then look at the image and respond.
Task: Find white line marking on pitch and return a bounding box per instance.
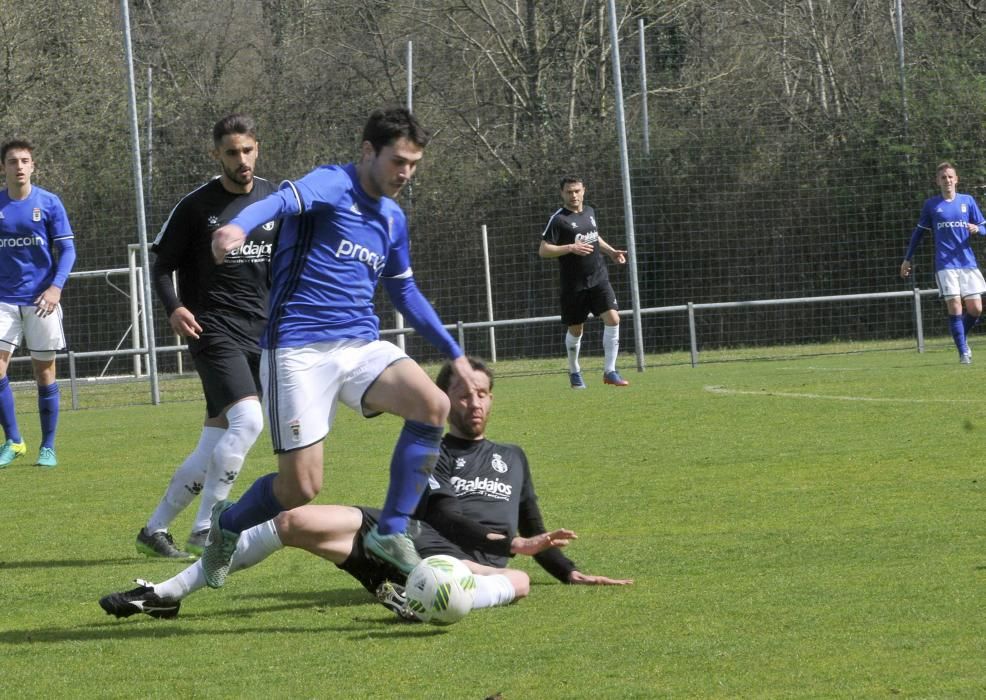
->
[704,385,979,403]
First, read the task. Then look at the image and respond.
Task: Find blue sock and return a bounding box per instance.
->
[38,382,59,449]
[0,376,21,443]
[963,312,981,336]
[378,420,444,535]
[218,473,284,535]
[950,314,968,354]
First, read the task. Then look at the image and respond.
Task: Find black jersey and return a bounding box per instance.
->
[541,204,609,292]
[152,177,278,353]
[416,435,578,581]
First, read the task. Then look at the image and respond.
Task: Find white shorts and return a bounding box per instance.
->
[0,302,66,359]
[936,268,986,299]
[262,338,409,453]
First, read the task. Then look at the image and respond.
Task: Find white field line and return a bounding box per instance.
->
[704,385,979,404]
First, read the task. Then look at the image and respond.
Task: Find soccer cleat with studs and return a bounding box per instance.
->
[569,372,586,390]
[99,579,181,619]
[603,370,629,386]
[364,524,421,575]
[35,446,57,468]
[201,500,240,588]
[185,528,210,557]
[0,439,26,468]
[136,528,193,559]
[375,580,421,622]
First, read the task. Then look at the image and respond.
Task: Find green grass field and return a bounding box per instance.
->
[2,345,986,698]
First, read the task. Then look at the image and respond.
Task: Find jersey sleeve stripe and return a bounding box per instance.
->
[541,208,564,238]
[282,180,304,212]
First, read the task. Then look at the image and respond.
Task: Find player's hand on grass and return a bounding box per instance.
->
[568,570,634,586]
[169,307,202,339]
[511,528,577,555]
[212,223,247,264]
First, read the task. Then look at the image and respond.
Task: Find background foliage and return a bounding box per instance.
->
[1,1,984,381]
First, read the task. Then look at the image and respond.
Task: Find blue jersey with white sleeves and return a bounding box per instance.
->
[0,186,74,304]
[904,193,986,271]
[230,162,458,354]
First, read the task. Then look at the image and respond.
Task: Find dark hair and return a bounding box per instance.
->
[362,107,431,154]
[559,175,583,189]
[212,114,257,145]
[436,356,494,393]
[1,139,33,163]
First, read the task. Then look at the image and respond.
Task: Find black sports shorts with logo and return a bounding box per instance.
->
[192,337,262,419]
[338,507,471,595]
[560,280,619,326]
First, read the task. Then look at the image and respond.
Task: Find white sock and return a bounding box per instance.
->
[565,331,582,373]
[190,401,264,533]
[146,426,225,533]
[470,574,516,609]
[603,324,619,373]
[152,520,283,601]
[229,519,284,573]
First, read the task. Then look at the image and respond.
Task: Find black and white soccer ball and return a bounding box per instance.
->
[404,555,476,625]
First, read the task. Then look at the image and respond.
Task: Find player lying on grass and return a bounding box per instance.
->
[99,356,631,619]
[100,504,534,620]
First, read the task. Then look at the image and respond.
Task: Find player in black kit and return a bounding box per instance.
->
[99,356,630,620]
[539,175,629,389]
[134,114,280,559]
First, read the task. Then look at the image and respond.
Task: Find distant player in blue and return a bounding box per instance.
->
[203,107,483,587]
[901,162,986,364]
[0,139,75,469]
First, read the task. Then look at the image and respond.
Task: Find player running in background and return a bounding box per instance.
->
[0,139,76,469]
[901,161,986,364]
[98,356,630,621]
[134,115,278,559]
[539,175,628,389]
[205,107,484,587]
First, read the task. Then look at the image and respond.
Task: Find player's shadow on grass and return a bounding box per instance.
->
[0,557,138,569]
[0,617,443,646]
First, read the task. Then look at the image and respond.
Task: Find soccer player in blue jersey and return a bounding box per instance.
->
[901,162,986,364]
[203,107,483,587]
[0,139,76,469]
[539,176,628,388]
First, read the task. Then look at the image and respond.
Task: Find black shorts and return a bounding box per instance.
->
[337,507,472,595]
[192,338,262,419]
[560,281,619,326]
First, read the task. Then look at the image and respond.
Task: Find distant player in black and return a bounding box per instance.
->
[134,114,279,559]
[539,175,628,389]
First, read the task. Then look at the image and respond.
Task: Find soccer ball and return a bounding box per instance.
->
[404,555,476,625]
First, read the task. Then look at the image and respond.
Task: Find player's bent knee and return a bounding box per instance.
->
[404,386,449,426]
[273,472,322,507]
[507,570,530,599]
[226,399,264,441]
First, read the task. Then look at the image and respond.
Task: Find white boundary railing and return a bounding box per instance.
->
[7,251,939,409]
